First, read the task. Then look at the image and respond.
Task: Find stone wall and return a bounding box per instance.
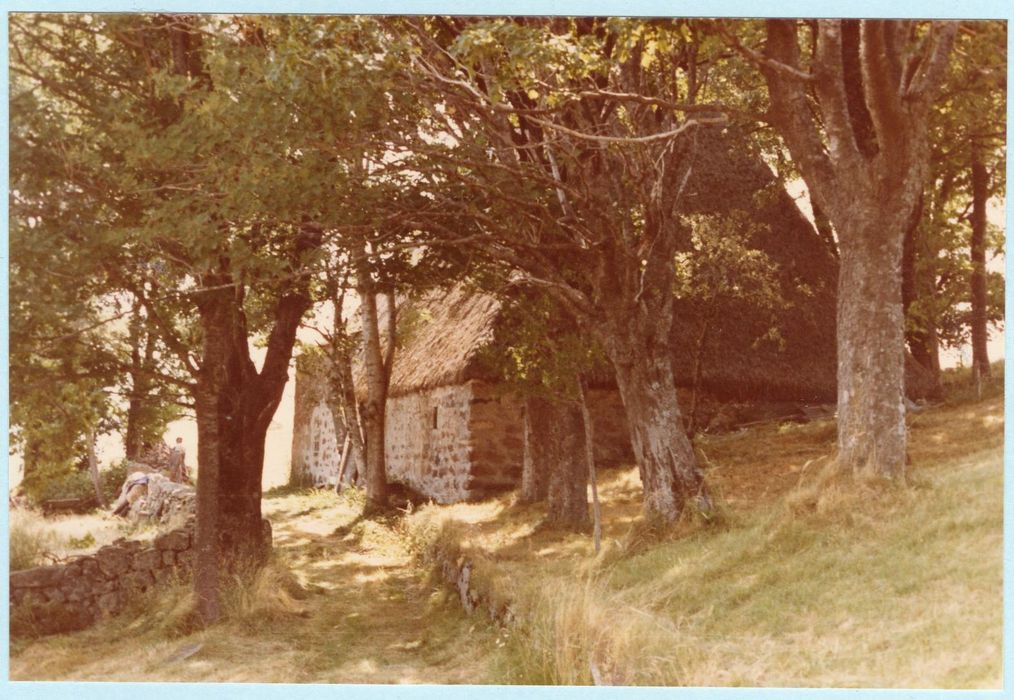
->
[467,381,524,498]
[291,355,337,486]
[385,383,475,503]
[10,520,196,637]
[290,354,647,503]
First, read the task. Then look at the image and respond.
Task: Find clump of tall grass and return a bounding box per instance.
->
[222,558,311,631]
[495,576,689,685]
[9,507,61,570]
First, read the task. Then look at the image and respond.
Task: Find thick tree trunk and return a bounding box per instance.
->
[608,340,710,524]
[520,397,551,503]
[970,150,991,379]
[192,279,308,624]
[523,395,589,530]
[836,222,907,479]
[356,261,389,509]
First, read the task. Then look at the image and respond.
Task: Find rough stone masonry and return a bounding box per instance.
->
[10,520,197,637]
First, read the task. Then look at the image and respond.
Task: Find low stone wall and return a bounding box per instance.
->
[10,520,196,638]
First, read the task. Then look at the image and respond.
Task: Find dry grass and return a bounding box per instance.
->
[9,385,1004,687]
[9,507,146,570]
[404,393,1004,688]
[10,487,501,683]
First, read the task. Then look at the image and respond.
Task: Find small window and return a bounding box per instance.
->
[432,406,438,429]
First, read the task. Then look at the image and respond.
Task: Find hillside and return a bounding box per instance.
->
[10,384,1003,687]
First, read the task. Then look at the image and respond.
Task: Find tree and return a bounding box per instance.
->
[397,17,738,524]
[9,14,423,623]
[902,21,1006,384]
[749,19,957,479]
[480,290,604,530]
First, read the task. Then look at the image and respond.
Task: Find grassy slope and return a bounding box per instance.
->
[9,384,1003,686]
[406,392,1004,687]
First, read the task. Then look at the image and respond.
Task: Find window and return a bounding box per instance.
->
[432,406,438,429]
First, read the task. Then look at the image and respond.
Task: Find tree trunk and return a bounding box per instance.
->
[87,427,106,508]
[577,377,602,554]
[970,149,991,379]
[520,397,551,503]
[523,395,589,530]
[901,194,942,389]
[607,339,710,524]
[836,222,907,479]
[356,260,389,509]
[192,279,308,624]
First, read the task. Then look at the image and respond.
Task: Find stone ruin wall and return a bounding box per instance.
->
[290,354,365,489]
[10,521,197,637]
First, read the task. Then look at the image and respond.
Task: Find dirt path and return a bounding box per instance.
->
[10,491,503,683]
[260,492,504,684]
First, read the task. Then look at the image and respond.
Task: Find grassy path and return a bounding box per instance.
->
[10,491,502,683]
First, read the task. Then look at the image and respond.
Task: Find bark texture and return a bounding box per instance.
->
[520,397,551,504]
[192,263,312,624]
[836,219,907,477]
[609,341,709,521]
[356,256,394,510]
[761,19,957,479]
[522,396,589,530]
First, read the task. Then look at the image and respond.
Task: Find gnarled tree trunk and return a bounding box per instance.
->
[193,277,309,625]
[608,341,709,523]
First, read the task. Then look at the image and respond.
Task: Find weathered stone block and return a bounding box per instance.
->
[97,591,123,615]
[162,551,177,566]
[154,530,190,551]
[63,580,93,603]
[96,546,133,577]
[133,548,161,571]
[152,567,174,584]
[79,556,99,578]
[46,588,67,604]
[124,570,153,592]
[11,565,65,589]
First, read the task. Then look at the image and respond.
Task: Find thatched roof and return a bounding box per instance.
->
[671,127,936,402]
[354,285,502,399]
[671,127,840,402]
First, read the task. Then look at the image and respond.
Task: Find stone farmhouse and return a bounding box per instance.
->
[290,130,938,504]
[290,286,634,503]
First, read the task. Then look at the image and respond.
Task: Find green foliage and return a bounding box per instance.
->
[907,20,1006,352]
[475,291,608,401]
